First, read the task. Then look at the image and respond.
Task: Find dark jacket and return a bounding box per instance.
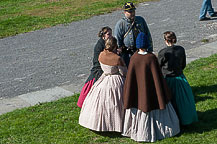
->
[123,52,171,113]
[158,45,186,77]
[85,38,104,83]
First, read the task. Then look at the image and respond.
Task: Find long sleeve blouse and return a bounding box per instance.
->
[85,38,105,83]
[158,45,186,77]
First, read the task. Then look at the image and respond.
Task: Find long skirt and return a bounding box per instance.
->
[77,69,103,108]
[79,74,125,132]
[77,78,95,108]
[165,74,198,125]
[122,103,180,142]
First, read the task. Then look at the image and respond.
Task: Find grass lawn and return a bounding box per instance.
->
[0,0,152,39]
[0,54,217,144]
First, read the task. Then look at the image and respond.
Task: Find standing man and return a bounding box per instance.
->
[114,2,153,67]
[199,0,217,21]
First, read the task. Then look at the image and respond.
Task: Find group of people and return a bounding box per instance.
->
[77,2,198,142]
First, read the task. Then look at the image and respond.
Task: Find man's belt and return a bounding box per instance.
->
[122,46,137,54]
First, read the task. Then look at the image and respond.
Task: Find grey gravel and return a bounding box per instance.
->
[0,0,217,99]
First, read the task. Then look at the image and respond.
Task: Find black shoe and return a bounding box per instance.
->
[210,12,217,17]
[199,17,211,21]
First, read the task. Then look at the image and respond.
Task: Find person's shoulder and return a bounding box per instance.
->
[127,52,138,63]
[135,16,144,19]
[95,38,105,48]
[146,53,159,65]
[174,45,185,51]
[95,38,104,46]
[98,38,104,43]
[115,54,121,59]
[116,17,127,25]
[147,53,157,59]
[131,52,151,61]
[131,51,139,58]
[158,47,168,55]
[135,16,145,21]
[175,45,184,48]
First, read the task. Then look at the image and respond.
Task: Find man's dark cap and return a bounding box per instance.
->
[123,2,136,12]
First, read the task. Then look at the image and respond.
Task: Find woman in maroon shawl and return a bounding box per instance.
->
[122,32,180,142]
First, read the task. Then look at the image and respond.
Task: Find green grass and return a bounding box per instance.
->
[201,39,209,43]
[0,54,217,143]
[0,0,152,39]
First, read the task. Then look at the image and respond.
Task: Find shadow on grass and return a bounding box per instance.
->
[191,84,217,103]
[181,108,217,134]
[92,130,123,138]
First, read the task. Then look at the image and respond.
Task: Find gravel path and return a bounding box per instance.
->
[0,0,217,98]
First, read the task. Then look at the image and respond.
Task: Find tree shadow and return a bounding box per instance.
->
[91,130,123,138]
[191,84,217,103]
[180,108,217,134]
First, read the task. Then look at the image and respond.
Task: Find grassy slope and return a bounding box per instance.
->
[0,0,151,38]
[0,54,217,144]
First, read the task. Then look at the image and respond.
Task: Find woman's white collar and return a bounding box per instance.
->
[138,51,148,55]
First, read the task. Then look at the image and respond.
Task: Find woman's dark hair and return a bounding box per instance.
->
[105,37,117,51]
[163,31,177,44]
[98,26,112,38]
